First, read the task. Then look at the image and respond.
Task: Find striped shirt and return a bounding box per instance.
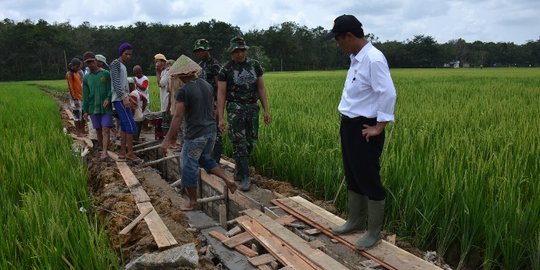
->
[110,59,129,102]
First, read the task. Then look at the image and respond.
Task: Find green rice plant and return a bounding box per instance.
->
[220,68,540,269]
[0,85,118,269]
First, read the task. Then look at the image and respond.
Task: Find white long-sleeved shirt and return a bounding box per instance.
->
[338,42,397,122]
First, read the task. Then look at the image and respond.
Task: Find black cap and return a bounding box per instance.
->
[323,14,363,40]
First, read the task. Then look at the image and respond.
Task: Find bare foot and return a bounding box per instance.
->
[180,202,196,211]
[126,154,144,165]
[226,180,237,194]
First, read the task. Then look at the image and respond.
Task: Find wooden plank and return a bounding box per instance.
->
[129,185,151,203]
[226,226,242,237]
[288,196,441,269]
[258,265,272,270]
[219,203,227,228]
[137,202,178,248]
[208,230,258,257]
[274,198,442,270]
[290,196,344,226]
[219,158,236,169]
[222,231,254,248]
[119,208,153,235]
[244,209,348,270]
[236,215,317,270]
[200,169,261,210]
[113,160,177,248]
[304,228,321,235]
[275,215,296,225]
[116,161,140,187]
[248,253,276,266]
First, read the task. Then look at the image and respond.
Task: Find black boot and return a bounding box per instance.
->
[236,157,251,191]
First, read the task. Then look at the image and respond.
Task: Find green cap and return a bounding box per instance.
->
[193,39,211,52]
[228,36,249,53]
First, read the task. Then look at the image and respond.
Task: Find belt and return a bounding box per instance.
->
[340,114,376,123]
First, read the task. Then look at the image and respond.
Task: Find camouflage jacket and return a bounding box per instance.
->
[198,56,221,97]
[218,58,263,104]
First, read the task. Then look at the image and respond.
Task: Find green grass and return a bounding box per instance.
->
[244,68,539,269]
[13,68,540,269]
[0,85,119,269]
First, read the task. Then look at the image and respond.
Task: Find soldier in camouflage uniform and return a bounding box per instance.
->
[217,36,271,191]
[193,39,223,163]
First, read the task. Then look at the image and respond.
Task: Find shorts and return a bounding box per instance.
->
[181,132,218,188]
[89,114,113,129]
[113,101,138,135]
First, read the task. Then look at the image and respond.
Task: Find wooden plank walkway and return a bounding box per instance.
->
[116,158,178,248]
[273,196,442,270]
[237,215,318,270]
[244,209,349,270]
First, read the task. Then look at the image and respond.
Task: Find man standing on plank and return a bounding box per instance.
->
[324,14,397,250]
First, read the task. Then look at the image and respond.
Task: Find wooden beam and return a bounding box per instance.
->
[116,161,140,188]
[236,215,317,270]
[200,170,261,210]
[142,154,179,167]
[136,202,178,248]
[128,185,151,203]
[208,230,258,257]
[222,231,254,248]
[114,160,178,248]
[119,208,153,235]
[248,253,276,266]
[244,209,348,270]
[274,198,442,270]
[219,158,236,169]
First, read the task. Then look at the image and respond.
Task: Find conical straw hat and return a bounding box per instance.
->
[169,55,201,76]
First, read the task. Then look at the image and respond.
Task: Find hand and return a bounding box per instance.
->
[129,98,138,109]
[103,100,110,108]
[122,97,130,108]
[159,141,169,155]
[362,124,383,142]
[263,111,271,124]
[218,118,226,133]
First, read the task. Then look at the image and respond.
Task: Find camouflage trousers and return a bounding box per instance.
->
[227,102,260,159]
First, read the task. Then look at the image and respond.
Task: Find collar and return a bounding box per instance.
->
[350,41,373,63]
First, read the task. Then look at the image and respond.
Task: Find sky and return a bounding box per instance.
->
[1,0,539,45]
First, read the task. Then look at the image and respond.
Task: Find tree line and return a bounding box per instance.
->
[1,18,539,81]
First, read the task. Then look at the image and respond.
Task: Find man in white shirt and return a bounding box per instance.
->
[324,14,397,250]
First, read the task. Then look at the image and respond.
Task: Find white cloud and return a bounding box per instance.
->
[0,0,538,44]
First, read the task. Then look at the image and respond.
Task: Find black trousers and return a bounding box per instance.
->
[340,115,386,201]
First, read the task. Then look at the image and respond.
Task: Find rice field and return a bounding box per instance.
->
[251,68,540,269]
[0,84,119,269]
[11,67,540,269]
